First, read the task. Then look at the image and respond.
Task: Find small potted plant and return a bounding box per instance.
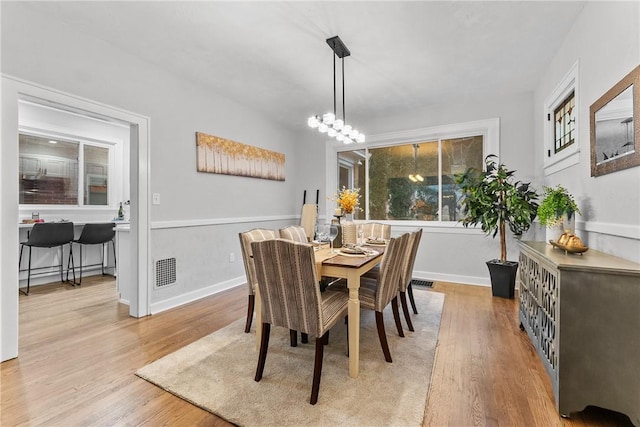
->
[537,185,580,242]
[456,155,539,298]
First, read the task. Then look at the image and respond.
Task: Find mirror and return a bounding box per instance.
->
[590,65,640,176]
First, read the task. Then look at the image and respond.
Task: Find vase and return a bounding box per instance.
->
[341,212,357,246]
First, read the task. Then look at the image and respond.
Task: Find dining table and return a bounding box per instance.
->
[253,242,385,379]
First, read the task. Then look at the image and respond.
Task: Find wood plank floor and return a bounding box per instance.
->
[1,277,634,426]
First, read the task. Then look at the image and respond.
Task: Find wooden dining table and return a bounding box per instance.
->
[253,243,385,379]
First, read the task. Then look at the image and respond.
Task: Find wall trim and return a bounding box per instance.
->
[151,215,298,230]
[150,276,245,314]
[577,220,640,240]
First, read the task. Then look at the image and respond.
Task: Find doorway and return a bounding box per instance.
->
[1,76,150,362]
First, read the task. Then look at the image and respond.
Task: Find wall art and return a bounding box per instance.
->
[196,132,285,181]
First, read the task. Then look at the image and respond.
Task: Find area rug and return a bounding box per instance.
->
[136,289,444,427]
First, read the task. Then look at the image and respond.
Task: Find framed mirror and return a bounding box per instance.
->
[590,65,640,177]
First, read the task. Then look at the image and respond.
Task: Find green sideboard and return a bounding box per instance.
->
[518,241,640,425]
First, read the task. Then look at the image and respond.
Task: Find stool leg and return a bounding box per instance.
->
[101,243,105,275]
[112,239,117,270]
[26,246,32,295]
[59,245,64,283]
[78,244,83,285]
[69,244,76,284]
[19,245,27,296]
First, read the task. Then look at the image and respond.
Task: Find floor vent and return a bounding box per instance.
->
[411,279,433,288]
[155,258,176,287]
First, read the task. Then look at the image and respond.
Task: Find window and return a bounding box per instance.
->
[553,91,575,153]
[333,118,497,223]
[19,133,110,206]
[544,60,579,175]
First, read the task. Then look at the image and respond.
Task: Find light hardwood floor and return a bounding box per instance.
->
[1,277,634,426]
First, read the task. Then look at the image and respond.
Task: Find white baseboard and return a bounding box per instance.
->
[412,270,491,287]
[149,276,245,315]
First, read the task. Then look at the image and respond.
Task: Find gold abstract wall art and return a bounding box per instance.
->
[196,132,285,181]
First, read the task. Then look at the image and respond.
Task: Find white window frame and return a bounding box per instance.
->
[543,60,580,175]
[17,100,127,222]
[326,118,500,229]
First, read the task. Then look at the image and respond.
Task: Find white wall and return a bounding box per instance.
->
[1,3,300,314]
[533,1,640,263]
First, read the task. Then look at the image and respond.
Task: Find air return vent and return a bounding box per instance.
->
[155,258,176,287]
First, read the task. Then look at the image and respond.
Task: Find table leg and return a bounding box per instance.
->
[347,270,360,378]
[255,287,262,351]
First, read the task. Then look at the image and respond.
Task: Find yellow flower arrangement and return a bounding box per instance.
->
[334,187,361,214]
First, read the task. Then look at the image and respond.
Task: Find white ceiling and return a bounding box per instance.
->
[21,1,586,134]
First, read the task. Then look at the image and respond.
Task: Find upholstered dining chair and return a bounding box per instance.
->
[251,238,349,405]
[361,229,423,331]
[300,203,318,242]
[398,229,423,331]
[19,221,75,295]
[239,228,277,333]
[361,222,391,240]
[331,233,409,362]
[278,225,309,243]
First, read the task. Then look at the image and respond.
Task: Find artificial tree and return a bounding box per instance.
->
[456,155,539,297]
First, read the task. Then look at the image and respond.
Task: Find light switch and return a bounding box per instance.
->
[152,193,161,205]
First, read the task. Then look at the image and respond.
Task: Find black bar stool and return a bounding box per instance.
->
[19,222,75,295]
[67,223,116,285]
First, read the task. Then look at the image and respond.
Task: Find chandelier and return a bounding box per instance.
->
[307,36,365,144]
[408,144,424,182]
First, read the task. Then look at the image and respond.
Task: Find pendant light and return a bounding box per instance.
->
[307,36,365,144]
[408,144,424,182]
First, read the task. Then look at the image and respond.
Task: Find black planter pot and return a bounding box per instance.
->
[486,260,518,299]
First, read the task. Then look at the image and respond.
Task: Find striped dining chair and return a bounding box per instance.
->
[239,228,277,333]
[361,229,423,331]
[278,225,309,243]
[251,238,349,405]
[398,229,423,331]
[331,233,409,362]
[361,222,391,240]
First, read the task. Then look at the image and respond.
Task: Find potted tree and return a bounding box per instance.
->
[456,155,539,298]
[537,185,580,242]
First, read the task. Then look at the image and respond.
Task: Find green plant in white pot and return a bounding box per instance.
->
[456,155,539,298]
[537,185,580,242]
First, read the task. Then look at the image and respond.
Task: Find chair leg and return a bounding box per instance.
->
[392,296,404,337]
[302,333,309,344]
[310,334,326,405]
[345,315,349,357]
[375,311,392,363]
[408,283,418,314]
[290,330,298,347]
[254,323,271,382]
[244,294,255,333]
[400,291,415,332]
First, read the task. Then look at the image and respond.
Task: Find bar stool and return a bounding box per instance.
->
[67,222,116,285]
[19,222,75,295]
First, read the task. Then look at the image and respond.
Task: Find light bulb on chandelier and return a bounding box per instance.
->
[307,36,366,145]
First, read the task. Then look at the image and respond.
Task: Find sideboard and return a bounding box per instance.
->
[518,241,640,425]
